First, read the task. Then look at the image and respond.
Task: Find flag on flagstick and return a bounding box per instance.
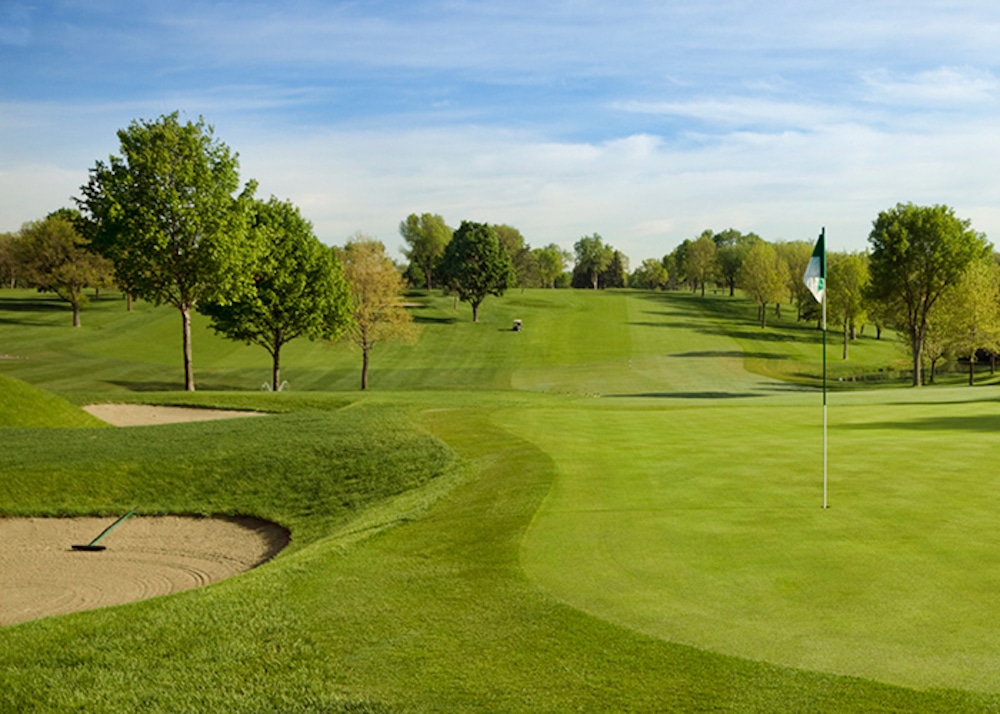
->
[803,230,825,303]
[803,228,828,508]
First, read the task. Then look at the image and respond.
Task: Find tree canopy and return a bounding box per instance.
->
[400,213,451,290]
[77,111,257,390]
[14,213,113,327]
[737,241,787,328]
[867,202,991,386]
[199,197,351,391]
[439,221,514,322]
[574,234,613,290]
[340,235,414,390]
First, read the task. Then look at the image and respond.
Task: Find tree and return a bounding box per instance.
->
[713,229,761,297]
[827,251,870,360]
[439,221,514,322]
[78,112,257,391]
[775,240,814,320]
[534,243,570,288]
[867,202,991,386]
[737,241,787,328]
[687,231,717,296]
[0,232,23,288]
[493,224,539,289]
[15,214,113,327]
[340,235,414,390]
[399,213,451,290]
[199,197,351,391]
[600,250,628,288]
[935,260,1000,385]
[574,234,613,289]
[631,258,669,290]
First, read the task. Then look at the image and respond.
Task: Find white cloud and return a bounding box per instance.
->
[863,67,1000,106]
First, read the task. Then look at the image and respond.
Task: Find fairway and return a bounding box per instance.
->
[3,287,1000,711]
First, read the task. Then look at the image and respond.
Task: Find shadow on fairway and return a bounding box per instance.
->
[413,315,458,325]
[841,414,1000,432]
[671,350,790,360]
[605,391,761,399]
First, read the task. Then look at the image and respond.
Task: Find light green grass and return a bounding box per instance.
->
[3,286,1000,710]
[0,373,107,427]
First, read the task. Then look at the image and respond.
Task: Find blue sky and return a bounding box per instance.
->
[2,1,1000,261]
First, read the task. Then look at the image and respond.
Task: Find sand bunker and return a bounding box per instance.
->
[0,516,288,626]
[83,403,265,427]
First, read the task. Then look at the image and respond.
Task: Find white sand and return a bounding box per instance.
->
[83,403,266,427]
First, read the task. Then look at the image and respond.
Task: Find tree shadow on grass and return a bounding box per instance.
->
[413,315,458,325]
[671,350,790,360]
[604,391,761,399]
[840,414,1000,433]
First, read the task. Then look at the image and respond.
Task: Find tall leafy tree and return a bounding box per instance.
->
[439,221,514,322]
[493,224,539,289]
[534,243,570,288]
[935,260,1000,385]
[775,240,814,320]
[687,231,717,296]
[340,235,414,390]
[399,213,451,290]
[867,202,991,386]
[15,214,113,327]
[0,232,23,288]
[78,112,257,390]
[737,241,787,328]
[600,250,629,288]
[631,258,669,290]
[827,251,870,359]
[713,229,756,296]
[199,197,351,391]
[574,233,613,290]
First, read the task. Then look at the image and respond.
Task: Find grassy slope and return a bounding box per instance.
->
[2,288,1000,710]
[0,373,107,428]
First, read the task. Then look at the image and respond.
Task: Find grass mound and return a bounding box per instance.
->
[0,373,107,428]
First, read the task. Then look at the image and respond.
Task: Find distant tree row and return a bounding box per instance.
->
[399,213,571,292]
[638,205,996,387]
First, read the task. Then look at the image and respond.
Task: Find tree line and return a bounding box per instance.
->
[1,113,413,392]
[3,113,995,391]
[637,206,996,388]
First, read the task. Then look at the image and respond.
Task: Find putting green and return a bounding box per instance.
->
[505,377,1000,692]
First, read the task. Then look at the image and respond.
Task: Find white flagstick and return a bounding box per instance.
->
[822,261,828,509]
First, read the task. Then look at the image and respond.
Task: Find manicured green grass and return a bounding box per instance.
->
[3,286,1000,711]
[0,373,107,428]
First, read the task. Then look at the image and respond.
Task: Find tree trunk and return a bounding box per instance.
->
[700,281,705,297]
[181,304,195,391]
[472,300,480,323]
[272,346,281,392]
[361,346,370,390]
[969,357,976,386]
[72,296,81,328]
[759,302,767,329]
[843,317,849,360]
[126,293,133,312]
[911,336,922,387]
